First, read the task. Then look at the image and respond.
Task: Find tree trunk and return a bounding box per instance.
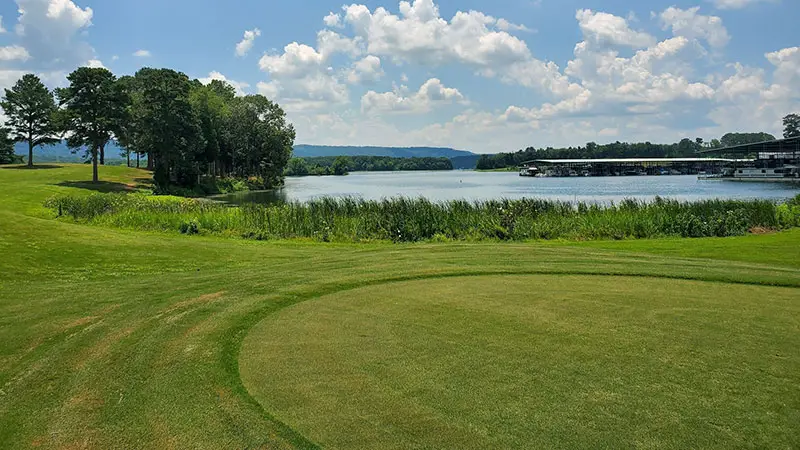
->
[28,141,34,167]
[126,150,130,168]
[92,146,99,183]
[100,144,105,165]
[136,152,140,168]
[147,152,154,170]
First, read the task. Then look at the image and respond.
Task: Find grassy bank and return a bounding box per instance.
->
[45,192,797,242]
[2,164,800,449]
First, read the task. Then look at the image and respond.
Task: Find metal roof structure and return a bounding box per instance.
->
[523,158,743,166]
[699,136,800,155]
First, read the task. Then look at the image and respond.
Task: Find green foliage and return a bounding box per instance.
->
[332,156,351,176]
[109,69,294,192]
[130,68,205,188]
[776,195,800,228]
[284,157,309,176]
[783,113,800,138]
[720,132,776,147]
[299,155,454,172]
[56,68,128,182]
[0,127,15,164]
[0,74,59,167]
[45,194,787,243]
[0,68,295,191]
[179,219,201,235]
[225,95,295,184]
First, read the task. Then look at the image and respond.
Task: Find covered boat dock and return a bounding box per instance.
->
[698,136,799,181]
[519,157,745,177]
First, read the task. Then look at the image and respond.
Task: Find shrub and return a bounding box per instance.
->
[179,219,201,235]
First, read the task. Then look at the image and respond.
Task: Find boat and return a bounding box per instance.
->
[519,166,540,177]
[732,167,795,179]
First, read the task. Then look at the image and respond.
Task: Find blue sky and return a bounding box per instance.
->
[0,0,798,153]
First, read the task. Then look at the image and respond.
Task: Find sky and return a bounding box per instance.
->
[0,0,798,153]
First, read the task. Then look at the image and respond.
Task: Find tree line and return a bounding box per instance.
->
[475,130,792,170]
[0,69,295,191]
[285,155,454,176]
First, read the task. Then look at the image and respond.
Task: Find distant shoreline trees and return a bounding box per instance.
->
[285,155,454,176]
[476,133,779,170]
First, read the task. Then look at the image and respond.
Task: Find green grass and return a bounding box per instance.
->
[241,275,800,449]
[0,164,799,449]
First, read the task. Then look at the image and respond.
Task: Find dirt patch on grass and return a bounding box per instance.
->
[162,291,226,316]
[62,305,120,332]
[73,326,137,370]
[749,226,777,235]
[64,316,98,329]
[65,390,105,411]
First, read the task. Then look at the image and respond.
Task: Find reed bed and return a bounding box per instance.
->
[44,193,799,242]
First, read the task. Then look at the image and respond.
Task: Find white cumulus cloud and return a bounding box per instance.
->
[235,28,261,57]
[323,12,342,28]
[361,78,465,114]
[712,0,776,10]
[346,55,384,84]
[133,49,151,57]
[576,9,655,48]
[85,58,104,68]
[14,0,94,68]
[659,7,730,48]
[0,45,31,62]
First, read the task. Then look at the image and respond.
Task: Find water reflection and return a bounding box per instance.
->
[214,189,288,205]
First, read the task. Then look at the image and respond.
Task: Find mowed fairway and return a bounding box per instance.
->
[241,276,800,449]
[0,165,799,449]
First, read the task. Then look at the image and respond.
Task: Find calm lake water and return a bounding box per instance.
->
[218,171,800,205]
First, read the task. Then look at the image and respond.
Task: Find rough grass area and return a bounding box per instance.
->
[241,275,800,449]
[1,164,799,449]
[45,192,794,242]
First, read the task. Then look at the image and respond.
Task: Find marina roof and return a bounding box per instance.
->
[527,158,744,165]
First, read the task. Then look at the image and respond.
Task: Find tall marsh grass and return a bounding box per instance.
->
[45,193,799,242]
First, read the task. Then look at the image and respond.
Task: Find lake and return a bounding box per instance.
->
[217,171,800,205]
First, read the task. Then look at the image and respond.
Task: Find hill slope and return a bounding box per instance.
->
[16,142,480,167]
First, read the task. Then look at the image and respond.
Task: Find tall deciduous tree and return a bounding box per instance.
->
[783,114,800,138]
[0,74,59,167]
[57,67,128,183]
[189,81,231,177]
[132,68,204,188]
[227,94,294,184]
[114,75,139,168]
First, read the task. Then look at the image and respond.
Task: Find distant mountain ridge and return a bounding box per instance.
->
[15,142,482,169]
[293,145,475,159]
[15,141,126,162]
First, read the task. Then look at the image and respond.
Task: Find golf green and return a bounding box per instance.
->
[240,275,800,449]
